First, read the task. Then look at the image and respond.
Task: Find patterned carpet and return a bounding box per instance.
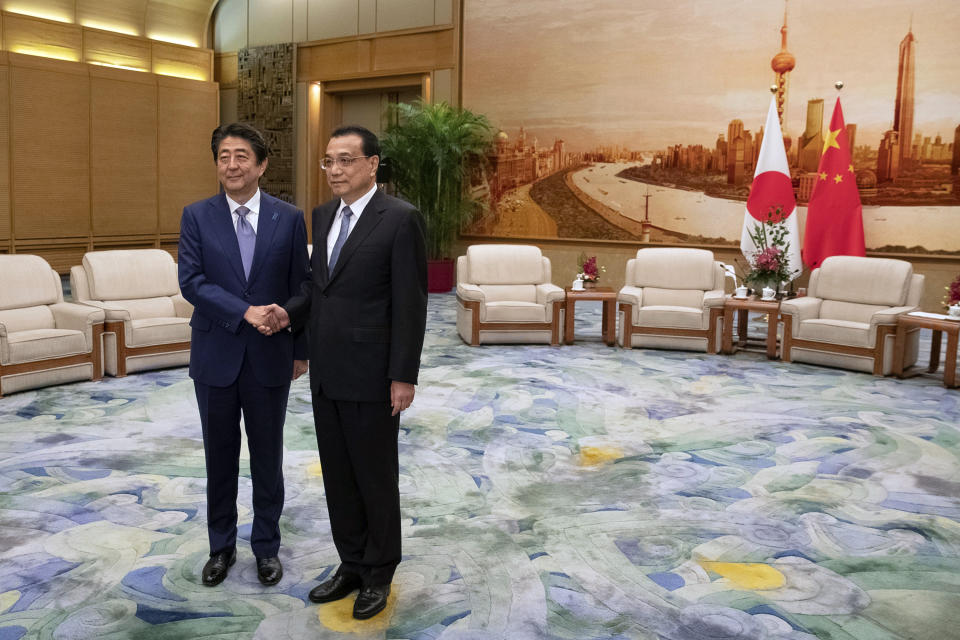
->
[1,294,959,640]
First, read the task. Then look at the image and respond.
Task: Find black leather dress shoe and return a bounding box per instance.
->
[308,573,362,603]
[353,584,391,620]
[202,548,236,586]
[256,556,283,586]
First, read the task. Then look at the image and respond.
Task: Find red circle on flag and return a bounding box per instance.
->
[746,171,795,222]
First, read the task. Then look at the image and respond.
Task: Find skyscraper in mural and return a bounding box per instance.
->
[770,4,795,149]
[893,24,916,168]
[798,98,824,172]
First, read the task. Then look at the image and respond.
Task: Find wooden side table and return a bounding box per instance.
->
[891,313,960,388]
[564,287,618,345]
[721,296,781,359]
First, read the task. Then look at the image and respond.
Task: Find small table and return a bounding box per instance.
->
[721,296,781,359]
[892,312,960,388]
[564,287,618,346]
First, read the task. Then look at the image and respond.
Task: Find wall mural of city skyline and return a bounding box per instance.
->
[461,0,960,255]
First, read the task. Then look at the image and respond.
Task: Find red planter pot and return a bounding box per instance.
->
[427,259,455,293]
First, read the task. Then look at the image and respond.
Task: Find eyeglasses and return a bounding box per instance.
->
[320,155,369,171]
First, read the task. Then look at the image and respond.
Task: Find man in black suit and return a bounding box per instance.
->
[262,125,427,619]
[179,123,309,588]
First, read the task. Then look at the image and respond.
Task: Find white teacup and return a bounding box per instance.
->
[761,287,776,300]
[735,286,748,298]
[949,304,960,318]
[572,280,584,291]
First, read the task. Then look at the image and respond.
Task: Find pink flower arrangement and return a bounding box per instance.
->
[743,204,793,291]
[753,247,784,274]
[945,273,960,309]
[577,253,606,283]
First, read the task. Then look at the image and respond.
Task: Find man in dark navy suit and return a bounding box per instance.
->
[178,123,309,587]
[262,125,427,619]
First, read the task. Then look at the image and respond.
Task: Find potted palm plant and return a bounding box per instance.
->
[382,100,493,292]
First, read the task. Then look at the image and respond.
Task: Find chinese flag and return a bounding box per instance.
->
[802,98,866,269]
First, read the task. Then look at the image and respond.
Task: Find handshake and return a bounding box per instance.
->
[243,304,290,336]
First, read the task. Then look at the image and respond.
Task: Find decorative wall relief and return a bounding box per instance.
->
[238,43,295,203]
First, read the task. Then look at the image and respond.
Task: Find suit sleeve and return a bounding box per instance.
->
[289,210,310,359]
[178,206,249,333]
[283,206,320,331]
[388,208,428,384]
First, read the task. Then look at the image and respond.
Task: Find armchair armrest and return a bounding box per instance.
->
[870,305,916,326]
[703,290,726,308]
[617,285,643,308]
[172,293,194,318]
[50,302,106,347]
[536,283,565,305]
[73,300,133,323]
[780,297,822,337]
[456,283,484,303]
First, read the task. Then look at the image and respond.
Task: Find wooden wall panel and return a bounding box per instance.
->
[157,76,218,234]
[152,40,211,81]
[90,67,158,236]
[0,61,9,243]
[84,29,151,70]
[373,30,453,72]
[297,40,373,81]
[77,0,147,37]
[297,29,454,83]
[3,13,81,61]
[11,57,90,240]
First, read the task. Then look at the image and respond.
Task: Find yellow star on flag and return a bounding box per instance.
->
[848,164,855,173]
[833,174,843,184]
[819,172,828,180]
[822,128,841,154]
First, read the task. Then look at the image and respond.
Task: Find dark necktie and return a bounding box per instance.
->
[235,205,256,279]
[328,206,353,270]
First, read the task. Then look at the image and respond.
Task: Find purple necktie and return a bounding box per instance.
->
[235,205,256,279]
[328,206,353,270]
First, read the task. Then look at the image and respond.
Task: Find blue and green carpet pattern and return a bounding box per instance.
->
[1,294,958,639]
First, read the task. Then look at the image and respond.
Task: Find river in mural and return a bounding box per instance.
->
[569,162,960,252]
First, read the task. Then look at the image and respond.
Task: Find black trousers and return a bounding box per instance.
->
[195,352,290,558]
[312,389,401,586]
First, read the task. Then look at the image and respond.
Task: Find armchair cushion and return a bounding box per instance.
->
[485,302,550,323]
[465,245,546,284]
[638,307,707,330]
[813,256,912,306]
[0,306,56,334]
[83,249,180,300]
[798,319,872,348]
[630,248,717,290]
[8,329,88,362]
[0,255,61,310]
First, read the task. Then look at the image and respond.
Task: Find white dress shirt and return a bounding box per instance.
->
[226,189,261,234]
[326,184,378,260]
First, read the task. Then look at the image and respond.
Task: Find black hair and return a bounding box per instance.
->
[330,125,381,159]
[211,122,269,164]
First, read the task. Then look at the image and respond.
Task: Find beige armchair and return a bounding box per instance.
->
[0,255,104,396]
[780,256,924,375]
[618,248,726,352]
[456,245,564,345]
[71,249,192,377]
